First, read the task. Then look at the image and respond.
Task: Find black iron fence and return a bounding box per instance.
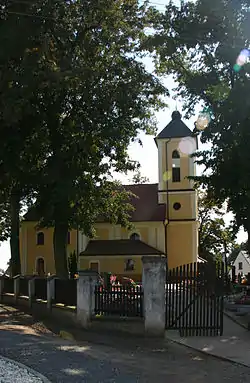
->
[19,277,29,297]
[34,278,47,300]
[166,261,225,336]
[54,278,77,306]
[94,285,143,317]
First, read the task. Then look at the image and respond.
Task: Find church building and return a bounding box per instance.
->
[20,111,199,280]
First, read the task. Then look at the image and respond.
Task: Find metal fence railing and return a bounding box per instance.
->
[94,285,143,317]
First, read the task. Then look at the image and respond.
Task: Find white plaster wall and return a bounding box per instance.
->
[233,252,250,276]
[157,140,164,191]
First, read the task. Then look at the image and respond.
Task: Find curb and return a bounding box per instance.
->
[223,310,249,330]
[0,355,52,382]
[165,336,250,369]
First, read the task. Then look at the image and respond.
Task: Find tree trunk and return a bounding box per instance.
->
[10,192,21,277]
[53,221,69,278]
[247,229,250,256]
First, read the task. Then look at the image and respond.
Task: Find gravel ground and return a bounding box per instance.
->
[0,355,48,383]
[1,305,250,382]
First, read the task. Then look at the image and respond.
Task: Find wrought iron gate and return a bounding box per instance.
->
[165,261,225,336]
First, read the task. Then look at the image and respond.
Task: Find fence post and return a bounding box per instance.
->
[142,256,166,337]
[77,271,97,328]
[28,277,36,308]
[47,276,56,311]
[14,275,20,302]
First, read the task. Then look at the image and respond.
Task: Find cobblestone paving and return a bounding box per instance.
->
[0,356,47,383]
[0,306,250,382]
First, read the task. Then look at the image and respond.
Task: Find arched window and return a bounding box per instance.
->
[130,233,140,240]
[37,232,44,245]
[172,150,180,182]
[36,257,45,276]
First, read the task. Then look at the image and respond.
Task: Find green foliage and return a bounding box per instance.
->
[198,190,237,262]
[148,0,250,252]
[68,251,78,279]
[130,169,150,184]
[0,0,167,276]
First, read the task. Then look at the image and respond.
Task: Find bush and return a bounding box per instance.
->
[68,251,78,279]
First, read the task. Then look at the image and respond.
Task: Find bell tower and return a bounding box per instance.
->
[155,111,199,269]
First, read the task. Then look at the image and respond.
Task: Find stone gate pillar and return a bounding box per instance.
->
[142,256,166,337]
[77,271,97,328]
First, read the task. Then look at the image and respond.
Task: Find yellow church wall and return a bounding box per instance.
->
[167,221,198,270]
[24,223,55,275]
[159,192,196,220]
[20,221,77,275]
[95,227,109,240]
[95,223,149,243]
[79,255,143,281]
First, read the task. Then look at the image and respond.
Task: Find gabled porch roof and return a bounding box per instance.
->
[80,239,164,256]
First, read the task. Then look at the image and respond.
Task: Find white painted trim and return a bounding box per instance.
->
[89,260,100,273]
[168,220,199,226]
[158,140,163,187]
[34,256,46,274]
[159,190,196,195]
[80,254,164,259]
[94,221,165,228]
[114,226,121,239]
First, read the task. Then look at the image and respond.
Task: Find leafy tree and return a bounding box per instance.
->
[147,0,250,253]
[198,191,236,262]
[1,0,167,277]
[130,169,150,184]
[0,0,52,275]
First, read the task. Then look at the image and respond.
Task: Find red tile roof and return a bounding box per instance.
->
[24,183,165,223]
[96,183,165,223]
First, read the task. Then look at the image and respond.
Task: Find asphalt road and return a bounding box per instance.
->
[0,306,250,382]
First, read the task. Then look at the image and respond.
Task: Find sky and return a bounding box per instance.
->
[0,0,247,270]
